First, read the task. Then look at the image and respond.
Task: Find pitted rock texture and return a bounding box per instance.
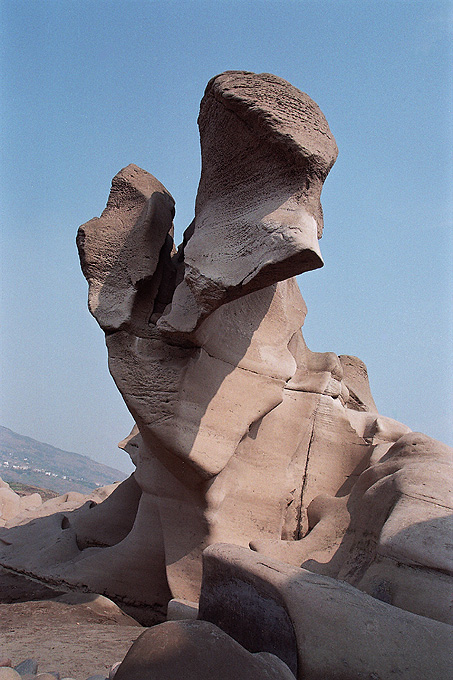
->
[77,164,175,334]
[158,71,337,337]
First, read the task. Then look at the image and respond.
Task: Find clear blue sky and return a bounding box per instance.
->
[1,0,451,474]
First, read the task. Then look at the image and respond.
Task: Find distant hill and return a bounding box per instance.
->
[0,426,128,494]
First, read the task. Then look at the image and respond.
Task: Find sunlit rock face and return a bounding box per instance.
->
[0,72,451,650]
[158,70,337,338]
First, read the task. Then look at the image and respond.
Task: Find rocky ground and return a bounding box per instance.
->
[0,568,143,679]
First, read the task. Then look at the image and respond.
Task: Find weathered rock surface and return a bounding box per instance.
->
[339,354,377,412]
[335,432,453,623]
[0,70,451,676]
[1,72,348,614]
[158,71,337,337]
[114,620,295,680]
[199,543,453,680]
[77,164,175,334]
[0,479,42,527]
[0,485,21,525]
[250,432,453,625]
[0,670,21,680]
[1,480,121,529]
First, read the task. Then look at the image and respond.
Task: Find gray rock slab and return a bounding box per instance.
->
[14,660,38,675]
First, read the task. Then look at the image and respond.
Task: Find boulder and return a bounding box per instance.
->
[114,620,295,680]
[0,670,21,680]
[14,659,38,675]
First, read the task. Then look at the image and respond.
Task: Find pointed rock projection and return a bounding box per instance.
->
[77,163,175,334]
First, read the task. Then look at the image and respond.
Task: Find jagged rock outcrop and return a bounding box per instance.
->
[0,70,451,670]
[76,164,175,334]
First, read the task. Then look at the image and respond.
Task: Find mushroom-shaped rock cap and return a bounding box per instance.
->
[200,70,338,178]
[158,71,338,339]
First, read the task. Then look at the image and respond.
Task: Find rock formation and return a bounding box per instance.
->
[114,620,295,680]
[0,71,451,675]
[197,544,452,680]
[0,478,121,530]
[0,479,42,527]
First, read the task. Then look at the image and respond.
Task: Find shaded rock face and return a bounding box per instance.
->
[0,71,451,639]
[114,620,295,680]
[198,544,453,680]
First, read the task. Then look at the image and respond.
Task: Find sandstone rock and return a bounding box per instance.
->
[0,71,450,661]
[339,354,377,412]
[158,71,337,337]
[4,483,120,529]
[0,487,21,524]
[0,670,21,680]
[335,431,453,623]
[0,486,171,625]
[108,663,121,679]
[0,661,11,669]
[77,164,175,334]
[118,426,140,466]
[0,479,42,526]
[52,592,141,626]
[199,543,453,680]
[251,431,453,624]
[71,474,141,549]
[114,620,295,680]
[19,492,42,513]
[166,598,198,621]
[345,409,411,443]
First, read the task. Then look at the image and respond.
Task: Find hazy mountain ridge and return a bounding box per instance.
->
[0,425,128,494]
